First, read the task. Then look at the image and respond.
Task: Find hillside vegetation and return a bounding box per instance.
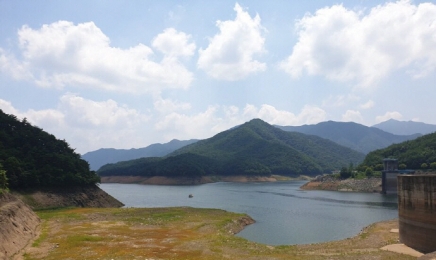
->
[277,121,421,154]
[98,119,365,178]
[361,132,436,170]
[82,139,198,171]
[0,109,100,190]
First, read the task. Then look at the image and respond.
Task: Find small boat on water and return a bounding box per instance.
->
[188,194,193,198]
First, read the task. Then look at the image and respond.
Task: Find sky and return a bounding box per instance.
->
[1,0,436,154]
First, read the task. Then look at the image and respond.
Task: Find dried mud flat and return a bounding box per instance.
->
[20,207,417,260]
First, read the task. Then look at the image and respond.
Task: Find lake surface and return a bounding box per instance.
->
[100,181,398,245]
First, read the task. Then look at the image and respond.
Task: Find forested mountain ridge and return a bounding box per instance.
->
[82,139,198,171]
[0,109,100,189]
[98,119,365,178]
[276,121,421,154]
[361,131,436,170]
[372,119,436,135]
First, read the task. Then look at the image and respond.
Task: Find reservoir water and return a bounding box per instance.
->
[100,181,398,245]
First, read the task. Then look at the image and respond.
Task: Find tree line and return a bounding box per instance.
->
[0,110,100,190]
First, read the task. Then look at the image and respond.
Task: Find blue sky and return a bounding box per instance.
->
[1,0,435,153]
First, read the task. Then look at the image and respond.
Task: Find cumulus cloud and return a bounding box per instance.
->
[342,110,363,123]
[375,111,403,123]
[197,3,266,80]
[1,94,326,153]
[1,21,195,93]
[0,95,150,153]
[59,93,149,128]
[249,104,326,126]
[280,0,436,88]
[154,103,326,141]
[152,28,196,57]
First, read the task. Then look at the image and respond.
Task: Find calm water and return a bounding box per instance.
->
[99,181,398,245]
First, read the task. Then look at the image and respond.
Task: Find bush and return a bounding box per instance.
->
[365,167,374,177]
[0,164,8,192]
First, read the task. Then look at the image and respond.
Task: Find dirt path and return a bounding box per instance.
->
[21,207,418,260]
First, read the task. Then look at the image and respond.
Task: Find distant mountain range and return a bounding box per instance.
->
[82,139,198,171]
[372,119,436,136]
[84,119,427,171]
[97,119,365,178]
[276,121,420,154]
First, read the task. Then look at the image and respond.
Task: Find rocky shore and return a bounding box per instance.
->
[300,175,382,193]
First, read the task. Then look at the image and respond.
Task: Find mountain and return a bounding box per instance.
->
[372,119,436,135]
[98,119,365,178]
[276,121,421,154]
[0,109,100,189]
[82,139,198,171]
[361,132,436,170]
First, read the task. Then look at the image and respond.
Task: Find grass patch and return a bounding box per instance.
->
[24,208,414,260]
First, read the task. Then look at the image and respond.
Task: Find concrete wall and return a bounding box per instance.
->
[398,175,436,253]
[382,171,398,194]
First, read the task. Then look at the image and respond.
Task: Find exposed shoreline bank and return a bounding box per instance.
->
[100,175,310,185]
[300,175,382,193]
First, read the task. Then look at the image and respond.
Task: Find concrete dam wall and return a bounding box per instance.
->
[398,175,436,254]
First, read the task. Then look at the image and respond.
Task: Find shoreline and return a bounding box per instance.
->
[300,175,382,193]
[100,174,310,185]
[19,207,421,259]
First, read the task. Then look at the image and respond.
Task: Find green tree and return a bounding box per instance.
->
[374,164,384,171]
[430,162,436,170]
[421,163,428,169]
[399,163,407,170]
[340,166,352,179]
[365,167,374,177]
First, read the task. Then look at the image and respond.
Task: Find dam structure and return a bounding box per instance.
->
[398,174,436,254]
[381,158,414,194]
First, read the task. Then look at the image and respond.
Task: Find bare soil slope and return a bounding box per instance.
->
[0,193,41,259]
[13,185,124,209]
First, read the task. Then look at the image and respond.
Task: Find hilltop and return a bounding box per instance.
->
[82,139,198,171]
[372,119,436,135]
[276,121,420,154]
[98,119,365,181]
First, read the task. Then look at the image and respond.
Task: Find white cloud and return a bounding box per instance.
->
[197,3,266,80]
[1,94,329,153]
[59,93,149,128]
[153,97,191,114]
[280,0,436,88]
[375,111,403,123]
[154,103,327,142]
[152,28,196,57]
[254,104,326,126]
[0,95,150,153]
[2,21,195,93]
[360,100,375,109]
[342,110,363,123]
[0,99,21,116]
